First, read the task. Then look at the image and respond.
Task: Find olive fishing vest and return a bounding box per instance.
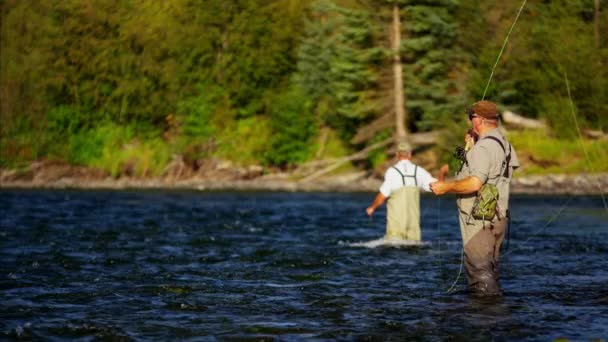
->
[457,134,513,221]
[481,135,512,220]
[386,165,421,241]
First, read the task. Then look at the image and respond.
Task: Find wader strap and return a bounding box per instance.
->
[482,136,512,178]
[392,165,418,186]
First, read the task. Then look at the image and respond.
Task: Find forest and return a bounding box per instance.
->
[1,0,607,178]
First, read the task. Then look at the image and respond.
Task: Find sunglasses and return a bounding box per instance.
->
[465,107,478,121]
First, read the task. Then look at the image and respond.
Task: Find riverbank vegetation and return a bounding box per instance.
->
[1,0,607,178]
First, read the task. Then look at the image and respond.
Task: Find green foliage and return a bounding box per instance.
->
[69,123,171,177]
[296,0,462,142]
[67,129,109,166]
[319,128,353,159]
[466,0,608,135]
[47,105,86,135]
[508,129,608,175]
[98,138,172,178]
[1,0,607,176]
[295,0,340,104]
[367,129,392,170]
[401,1,462,131]
[175,87,220,140]
[329,6,380,121]
[214,116,272,165]
[295,0,384,141]
[65,122,131,168]
[168,85,224,163]
[539,94,580,140]
[204,0,309,118]
[0,116,46,168]
[0,0,57,125]
[264,87,317,166]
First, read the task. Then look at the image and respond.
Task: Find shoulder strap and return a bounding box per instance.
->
[483,136,505,154]
[481,136,511,178]
[392,165,417,186]
[392,166,405,185]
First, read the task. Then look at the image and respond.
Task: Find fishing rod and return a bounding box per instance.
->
[443,0,529,294]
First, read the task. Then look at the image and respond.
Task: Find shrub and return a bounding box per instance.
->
[264,87,317,167]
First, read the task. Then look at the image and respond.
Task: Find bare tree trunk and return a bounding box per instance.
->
[391,3,407,141]
[298,137,394,183]
[594,0,600,48]
[501,111,546,129]
[315,126,330,159]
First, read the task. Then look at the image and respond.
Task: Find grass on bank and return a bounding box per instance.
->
[506,129,608,176]
[2,121,607,178]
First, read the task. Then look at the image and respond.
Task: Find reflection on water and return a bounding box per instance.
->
[1,190,607,340]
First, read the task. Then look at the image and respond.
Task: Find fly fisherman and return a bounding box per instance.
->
[366,142,448,241]
[431,100,520,296]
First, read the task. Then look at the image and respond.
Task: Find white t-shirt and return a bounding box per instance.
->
[379,159,437,197]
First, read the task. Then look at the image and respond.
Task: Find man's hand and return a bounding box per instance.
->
[366,193,386,216]
[430,181,451,195]
[465,134,475,151]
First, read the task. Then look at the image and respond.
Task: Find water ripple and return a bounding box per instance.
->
[1,190,607,340]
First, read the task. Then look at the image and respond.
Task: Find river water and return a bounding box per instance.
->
[1,189,607,340]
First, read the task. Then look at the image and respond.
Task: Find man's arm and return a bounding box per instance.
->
[430,176,483,195]
[366,192,387,216]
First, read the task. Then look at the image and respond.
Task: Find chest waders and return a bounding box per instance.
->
[458,135,514,295]
[386,166,421,241]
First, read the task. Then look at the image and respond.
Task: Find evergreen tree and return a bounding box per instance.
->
[295,0,383,142]
[400,0,462,131]
[2,0,606,170]
[295,0,461,143]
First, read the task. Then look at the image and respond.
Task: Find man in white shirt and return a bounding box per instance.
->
[366,141,447,241]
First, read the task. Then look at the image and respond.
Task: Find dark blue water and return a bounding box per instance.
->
[1,189,607,341]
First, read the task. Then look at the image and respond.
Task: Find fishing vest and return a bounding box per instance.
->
[470,135,512,221]
[483,136,512,179]
[457,133,514,221]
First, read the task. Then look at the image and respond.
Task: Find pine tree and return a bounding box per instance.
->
[295,0,461,144]
[399,0,462,131]
[295,0,384,142]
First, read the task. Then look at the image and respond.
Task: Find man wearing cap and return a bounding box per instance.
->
[431,100,520,296]
[366,141,446,241]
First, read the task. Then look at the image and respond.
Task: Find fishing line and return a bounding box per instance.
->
[436,196,441,271]
[502,72,605,254]
[434,193,461,295]
[482,0,528,100]
[503,195,572,256]
[446,248,464,294]
[564,72,608,212]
